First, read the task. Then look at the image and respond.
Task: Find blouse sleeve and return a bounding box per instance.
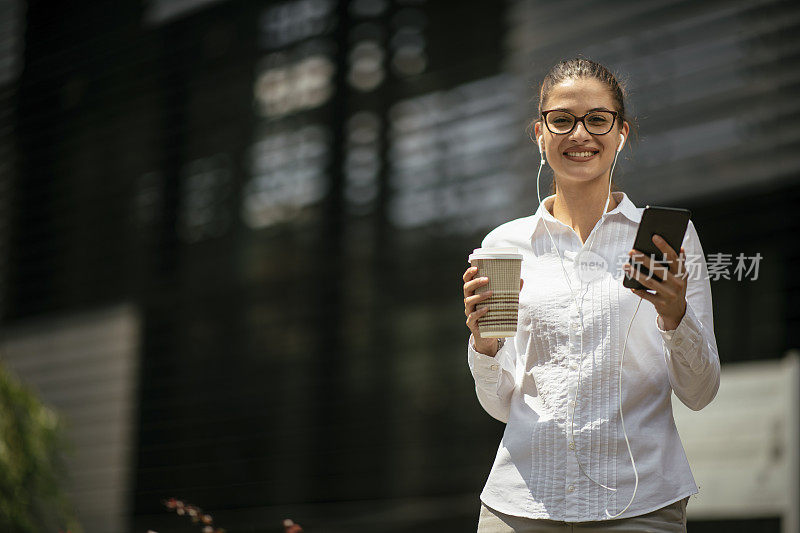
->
[467,333,517,423]
[656,219,721,411]
[465,228,520,423]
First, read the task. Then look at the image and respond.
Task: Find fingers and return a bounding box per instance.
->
[631,288,657,303]
[464,278,490,299]
[626,239,688,316]
[623,258,675,298]
[463,266,478,283]
[628,249,665,281]
[464,287,492,334]
[624,260,656,290]
[465,303,490,332]
[626,266,663,306]
[463,266,491,338]
[628,252,671,287]
[463,267,491,317]
[464,289,492,317]
[628,239,688,289]
[463,268,490,298]
[650,234,680,274]
[626,251,655,284]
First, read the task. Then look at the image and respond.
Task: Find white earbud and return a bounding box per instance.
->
[538,137,545,163]
[617,134,625,153]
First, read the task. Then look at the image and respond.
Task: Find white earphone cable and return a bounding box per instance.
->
[535,136,640,518]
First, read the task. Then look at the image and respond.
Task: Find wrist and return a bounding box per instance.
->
[474,336,500,357]
[660,301,687,331]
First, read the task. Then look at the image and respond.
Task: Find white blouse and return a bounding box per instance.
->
[467,191,720,522]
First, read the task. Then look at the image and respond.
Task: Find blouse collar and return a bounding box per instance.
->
[529,191,641,240]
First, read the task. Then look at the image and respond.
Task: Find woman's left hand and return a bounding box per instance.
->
[624,234,687,331]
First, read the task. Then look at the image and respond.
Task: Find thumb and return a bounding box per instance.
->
[520,278,524,290]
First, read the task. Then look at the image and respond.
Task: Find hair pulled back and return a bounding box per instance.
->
[537,58,628,122]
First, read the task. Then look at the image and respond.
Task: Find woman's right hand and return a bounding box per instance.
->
[463,266,523,357]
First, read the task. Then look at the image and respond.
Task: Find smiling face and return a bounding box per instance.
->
[534,77,629,188]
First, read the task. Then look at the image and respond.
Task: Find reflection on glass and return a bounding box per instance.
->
[254,53,335,118]
[350,0,388,18]
[243,124,330,229]
[387,74,518,233]
[348,40,385,92]
[390,27,427,77]
[345,111,381,213]
[503,0,779,201]
[259,0,335,50]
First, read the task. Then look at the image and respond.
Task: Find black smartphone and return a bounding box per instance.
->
[622,206,691,290]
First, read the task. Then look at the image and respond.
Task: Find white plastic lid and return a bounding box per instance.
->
[468,246,523,262]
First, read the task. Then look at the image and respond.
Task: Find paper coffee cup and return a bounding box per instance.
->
[468,247,523,338]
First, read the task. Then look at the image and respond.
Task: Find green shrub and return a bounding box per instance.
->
[0,360,81,533]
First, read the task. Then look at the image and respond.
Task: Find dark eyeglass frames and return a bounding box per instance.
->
[541,109,618,135]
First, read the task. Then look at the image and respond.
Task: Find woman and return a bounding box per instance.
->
[461,58,720,532]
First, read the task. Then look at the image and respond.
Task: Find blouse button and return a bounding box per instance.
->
[568,441,575,450]
[567,485,575,493]
[490,364,499,371]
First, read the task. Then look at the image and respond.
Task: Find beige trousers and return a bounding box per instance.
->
[477,497,688,533]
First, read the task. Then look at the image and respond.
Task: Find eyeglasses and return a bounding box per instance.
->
[541,109,618,135]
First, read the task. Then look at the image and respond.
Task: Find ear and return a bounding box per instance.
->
[533,121,542,141]
[533,121,544,153]
[618,120,630,151]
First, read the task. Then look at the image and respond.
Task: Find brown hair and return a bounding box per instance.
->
[525,57,634,193]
